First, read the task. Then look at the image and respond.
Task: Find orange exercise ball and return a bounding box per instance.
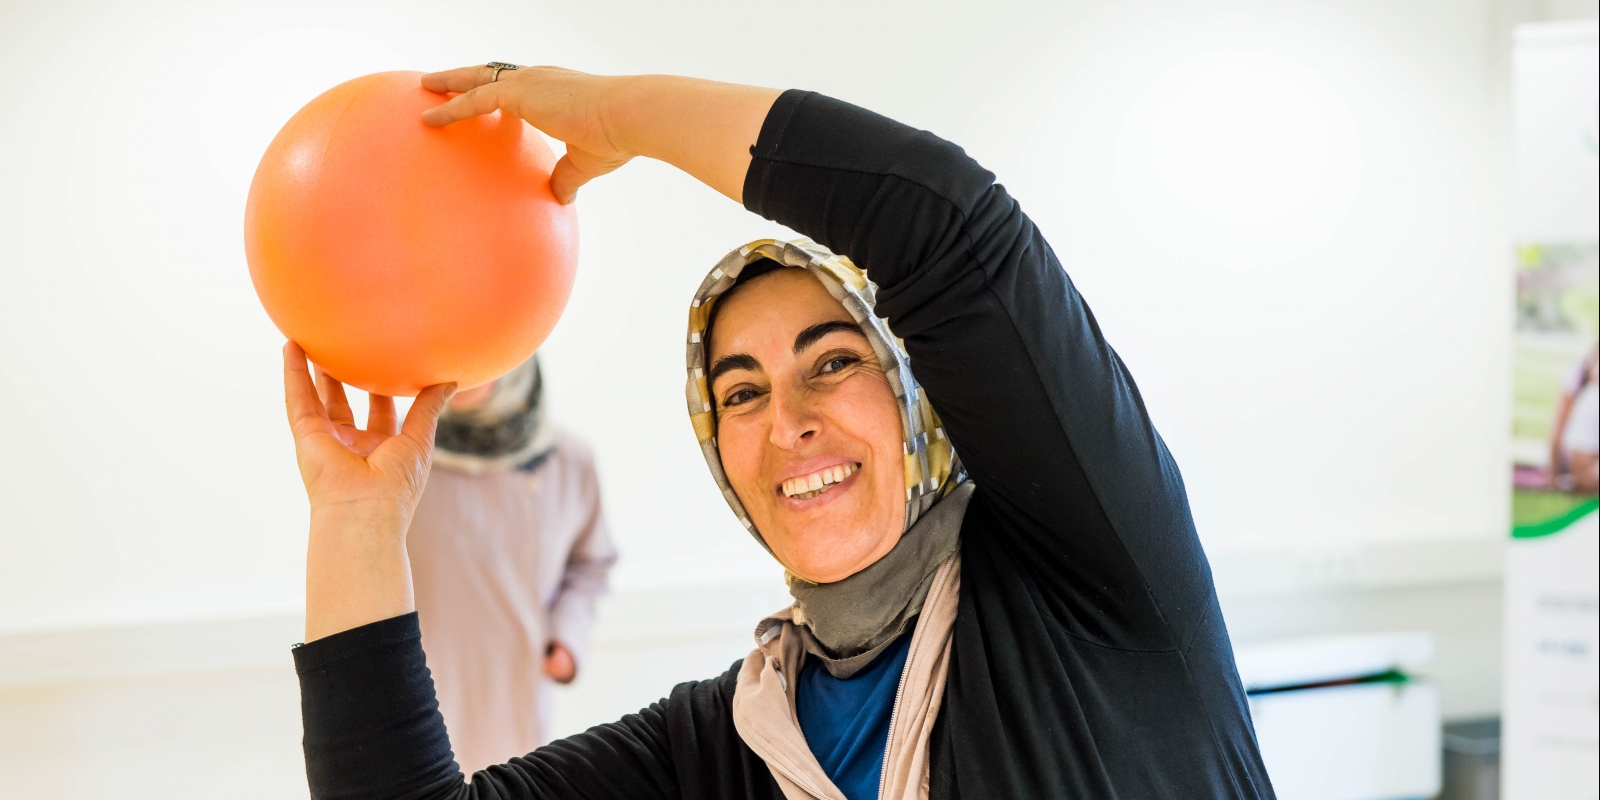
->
[245,70,577,397]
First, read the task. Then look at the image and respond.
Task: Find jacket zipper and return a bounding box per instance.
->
[877,556,954,800]
[748,619,836,800]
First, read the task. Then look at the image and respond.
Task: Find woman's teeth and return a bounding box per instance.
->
[781,463,858,500]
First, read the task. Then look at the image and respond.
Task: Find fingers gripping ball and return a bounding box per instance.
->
[246,71,577,397]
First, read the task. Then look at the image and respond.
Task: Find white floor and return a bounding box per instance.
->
[0,577,1501,799]
[0,667,309,799]
[0,637,757,800]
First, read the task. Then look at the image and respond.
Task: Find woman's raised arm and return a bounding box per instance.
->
[285,72,794,796]
[739,91,1216,653]
[416,71,1216,649]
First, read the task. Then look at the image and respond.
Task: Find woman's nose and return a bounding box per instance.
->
[767,384,820,449]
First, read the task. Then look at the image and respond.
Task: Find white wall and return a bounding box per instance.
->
[0,0,1518,630]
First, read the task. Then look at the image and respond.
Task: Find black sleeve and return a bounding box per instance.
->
[744,91,1217,651]
[293,614,764,800]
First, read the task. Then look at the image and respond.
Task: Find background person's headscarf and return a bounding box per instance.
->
[434,354,557,474]
[686,239,969,673]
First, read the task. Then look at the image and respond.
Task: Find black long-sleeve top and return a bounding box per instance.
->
[292,90,1276,799]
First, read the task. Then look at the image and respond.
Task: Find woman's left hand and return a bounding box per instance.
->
[418,66,779,205]
[420,66,633,205]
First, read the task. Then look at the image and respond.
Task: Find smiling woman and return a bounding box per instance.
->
[703,265,917,584]
[283,65,1276,800]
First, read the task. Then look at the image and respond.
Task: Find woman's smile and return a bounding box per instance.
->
[778,460,862,501]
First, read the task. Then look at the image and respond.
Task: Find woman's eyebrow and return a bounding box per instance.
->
[708,353,761,385]
[793,320,864,353]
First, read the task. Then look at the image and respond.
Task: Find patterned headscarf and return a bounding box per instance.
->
[685,239,964,551]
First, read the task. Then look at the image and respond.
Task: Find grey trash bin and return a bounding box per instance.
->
[1439,718,1499,800]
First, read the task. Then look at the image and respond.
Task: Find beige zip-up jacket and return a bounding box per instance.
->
[731,553,961,800]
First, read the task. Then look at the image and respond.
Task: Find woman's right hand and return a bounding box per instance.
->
[283,342,452,516]
[283,342,455,641]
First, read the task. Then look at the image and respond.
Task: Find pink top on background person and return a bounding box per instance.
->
[405,356,617,774]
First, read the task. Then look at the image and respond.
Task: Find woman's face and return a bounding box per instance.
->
[707,269,907,584]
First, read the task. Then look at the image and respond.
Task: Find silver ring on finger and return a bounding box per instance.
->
[487,62,521,83]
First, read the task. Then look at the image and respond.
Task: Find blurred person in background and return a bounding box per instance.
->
[406,354,617,773]
[1551,344,1599,494]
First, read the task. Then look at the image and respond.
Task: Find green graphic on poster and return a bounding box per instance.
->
[1511,242,1598,526]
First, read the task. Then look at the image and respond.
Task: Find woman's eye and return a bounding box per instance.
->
[819,355,858,374]
[723,388,760,407]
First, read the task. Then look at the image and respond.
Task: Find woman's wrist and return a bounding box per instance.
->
[309,500,410,535]
[304,506,416,642]
[597,74,779,202]
[601,74,675,160]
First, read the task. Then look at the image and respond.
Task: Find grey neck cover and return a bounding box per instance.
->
[790,483,974,678]
[432,355,556,474]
